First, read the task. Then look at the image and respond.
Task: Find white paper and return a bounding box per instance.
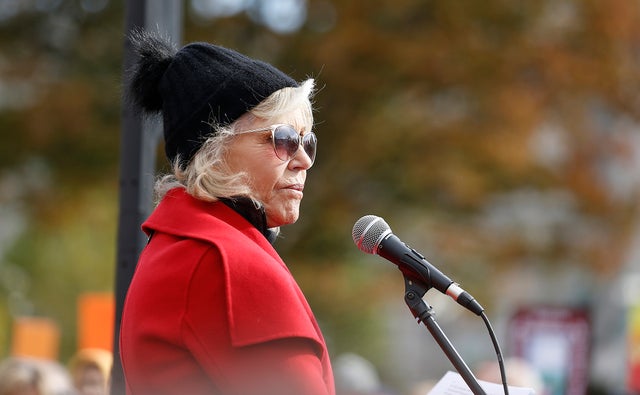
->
[427,371,535,395]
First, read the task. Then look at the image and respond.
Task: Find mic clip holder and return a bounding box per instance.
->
[403,275,487,395]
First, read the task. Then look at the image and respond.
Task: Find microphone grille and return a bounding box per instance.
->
[352,215,391,254]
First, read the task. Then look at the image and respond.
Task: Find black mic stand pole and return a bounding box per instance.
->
[403,276,487,395]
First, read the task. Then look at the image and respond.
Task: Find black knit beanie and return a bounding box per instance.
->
[126,30,299,166]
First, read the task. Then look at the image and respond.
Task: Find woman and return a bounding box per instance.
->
[119,30,335,395]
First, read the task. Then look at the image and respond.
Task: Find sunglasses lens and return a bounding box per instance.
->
[302,133,317,163]
[273,126,301,161]
[272,125,317,164]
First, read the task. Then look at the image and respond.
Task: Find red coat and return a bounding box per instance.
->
[120,188,335,395]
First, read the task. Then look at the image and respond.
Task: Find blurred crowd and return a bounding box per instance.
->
[0,348,111,395]
[0,349,544,395]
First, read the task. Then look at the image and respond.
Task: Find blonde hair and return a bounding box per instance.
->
[155,78,315,202]
[68,348,113,384]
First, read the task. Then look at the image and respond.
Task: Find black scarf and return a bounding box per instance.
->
[220,197,278,244]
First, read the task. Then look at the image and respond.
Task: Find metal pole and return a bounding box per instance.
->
[112,2,182,394]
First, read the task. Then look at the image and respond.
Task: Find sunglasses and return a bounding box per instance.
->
[235,124,317,166]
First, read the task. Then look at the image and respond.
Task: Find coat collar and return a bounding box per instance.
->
[219,196,278,244]
[143,188,278,245]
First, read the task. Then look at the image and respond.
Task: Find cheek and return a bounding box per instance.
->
[224,136,290,204]
[227,144,270,172]
[226,143,279,188]
[247,160,285,199]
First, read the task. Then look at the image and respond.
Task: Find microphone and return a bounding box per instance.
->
[352,215,484,315]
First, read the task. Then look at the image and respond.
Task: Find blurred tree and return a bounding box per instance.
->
[0,0,123,358]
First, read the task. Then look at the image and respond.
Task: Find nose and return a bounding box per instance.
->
[289,144,314,170]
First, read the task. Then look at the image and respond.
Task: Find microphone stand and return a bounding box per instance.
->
[403,276,487,395]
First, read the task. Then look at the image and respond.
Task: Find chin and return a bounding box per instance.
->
[267,211,300,228]
[264,199,302,227]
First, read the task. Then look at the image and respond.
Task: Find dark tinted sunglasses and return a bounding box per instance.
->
[236,124,317,166]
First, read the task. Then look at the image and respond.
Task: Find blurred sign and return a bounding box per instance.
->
[78,292,114,351]
[507,306,590,395]
[629,303,640,392]
[11,316,60,360]
[624,273,640,392]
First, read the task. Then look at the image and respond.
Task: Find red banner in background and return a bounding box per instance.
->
[507,306,590,395]
[629,304,640,392]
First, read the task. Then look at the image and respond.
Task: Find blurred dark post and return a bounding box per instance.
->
[111,1,182,394]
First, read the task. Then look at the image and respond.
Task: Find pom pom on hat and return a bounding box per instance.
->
[126,30,299,166]
[127,29,177,112]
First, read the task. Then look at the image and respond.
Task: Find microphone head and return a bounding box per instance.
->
[352,215,392,254]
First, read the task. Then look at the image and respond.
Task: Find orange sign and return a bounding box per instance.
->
[78,292,115,352]
[11,316,60,360]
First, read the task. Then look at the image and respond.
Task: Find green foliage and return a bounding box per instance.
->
[2,184,117,359]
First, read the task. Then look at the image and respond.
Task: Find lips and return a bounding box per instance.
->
[286,183,304,192]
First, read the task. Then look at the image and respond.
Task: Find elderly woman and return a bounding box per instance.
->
[119,31,334,395]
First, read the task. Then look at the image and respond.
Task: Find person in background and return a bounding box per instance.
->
[119,30,334,395]
[333,353,396,395]
[0,357,75,395]
[0,358,43,395]
[67,348,112,395]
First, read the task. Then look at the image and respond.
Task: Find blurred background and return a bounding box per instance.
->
[1,0,639,394]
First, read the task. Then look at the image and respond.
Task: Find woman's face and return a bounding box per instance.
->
[225,114,314,228]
